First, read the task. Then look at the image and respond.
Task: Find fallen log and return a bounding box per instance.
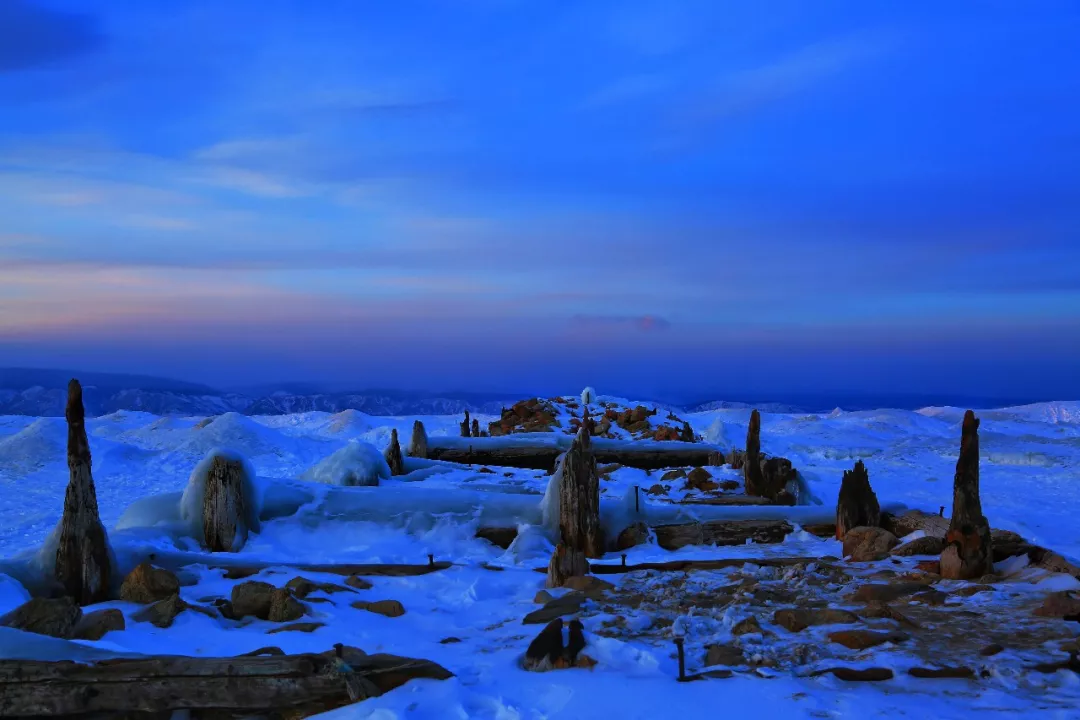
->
[425,443,722,471]
[653,519,794,551]
[578,557,819,575]
[674,496,777,506]
[0,646,452,717]
[162,559,454,579]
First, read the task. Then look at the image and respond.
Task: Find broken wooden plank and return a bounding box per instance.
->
[652,519,794,551]
[0,647,452,717]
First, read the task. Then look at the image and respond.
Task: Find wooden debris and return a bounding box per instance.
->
[547,423,602,588]
[202,454,251,553]
[407,420,428,458]
[652,519,794,551]
[940,411,993,580]
[0,648,452,717]
[835,460,879,539]
[384,428,405,476]
[55,379,111,605]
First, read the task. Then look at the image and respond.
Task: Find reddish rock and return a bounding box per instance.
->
[843,527,899,562]
[828,630,909,650]
[120,562,180,605]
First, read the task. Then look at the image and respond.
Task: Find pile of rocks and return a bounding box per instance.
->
[489,398,560,436]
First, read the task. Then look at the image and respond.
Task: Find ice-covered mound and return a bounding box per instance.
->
[323,409,373,436]
[110,415,203,451]
[177,412,297,459]
[300,440,391,486]
[0,418,66,476]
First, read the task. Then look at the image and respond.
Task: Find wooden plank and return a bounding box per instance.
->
[674,496,776,506]
[0,649,452,717]
[426,444,720,472]
[653,519,794,551]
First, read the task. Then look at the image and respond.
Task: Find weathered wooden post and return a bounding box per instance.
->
[460,411,471,438]
[835,460,880,539]
[743,409,764,496]
[407,420,428,458]
[940,411,993,579]
[384,428,405,476]
[202,455,251,553]
[55,379,112,605]
[546,412,602,588]
[471,418,480,438]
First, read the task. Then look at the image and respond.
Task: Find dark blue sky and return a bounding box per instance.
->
[1,0,1078,399]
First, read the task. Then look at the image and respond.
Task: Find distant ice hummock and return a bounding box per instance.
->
[581,387,597,405]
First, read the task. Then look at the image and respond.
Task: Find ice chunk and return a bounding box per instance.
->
[300,440,391,487]
[581,387,597,404]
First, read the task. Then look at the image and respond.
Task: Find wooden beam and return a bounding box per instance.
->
[0,647,452,717]
[652,519,794,550]
[426,444,722,471]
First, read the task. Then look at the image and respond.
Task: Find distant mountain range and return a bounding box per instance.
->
[0,369,514,417]
[0,368,1048,418]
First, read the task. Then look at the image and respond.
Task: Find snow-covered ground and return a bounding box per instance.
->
[1,399,1079,718]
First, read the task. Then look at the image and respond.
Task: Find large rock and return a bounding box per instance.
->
[54,379,112,606]
[773,608,859,633]
[119,562,180,604]
[828,630,909,650]
[615,522,649,551]
[891,536,945,557]
[132,594,193,629]
[202,455,250,553]
[684,467,718,492]
[0,597,81,638]
[231,581,276,619]
[73,608,125,641]
[881,510,949,539]
[835,461,879,539]
[1033,591,1080,619]
[384,428,405,476]
[352,600,406,618]
[843,526,899,562]
[940,411,993,580]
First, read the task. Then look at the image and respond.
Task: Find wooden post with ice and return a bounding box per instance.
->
[743,409,764,496]
[55,379,112,605]
[546,409,603,588]
[384,428,405,476]
[202,455,251,553]
[407,420,428,458]
[940,411,993,579]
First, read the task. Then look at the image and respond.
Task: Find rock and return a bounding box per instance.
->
[731,616,762,636]
[718,480,741,491]
[953,584,993,598]
[685,467,717,492]
[850,582,929,604]
[615,522,649,551]
[476,526,518,549]
[523,592,586,624]
[827,630,909,650]
[940,411,993,580]
[653,426,680,442]
[55,379,111,605]
[384,428,405,476]
[440,637,462,644]
[843,527,899,561]
[661,469,687,482]
[704,644,745,667]
[231,581,276,619]
[72,608,125,641]
[645,484,669,496]
[119,562,180,604]
[760,457,798,503]
[285,577,346,599]
[561,576,614,594]
[835,461,879,539]
[268,588,306,622]
[773,608,859,632]
[911,589,949,606]
[0,597,81,638]
[345,575,373,591]
[680,422,695,442]
[266,622,325,634]
[916,560,941,574]
[352,600,406,618]
[407,420,428,457]
[980,643,1004,656]
[892,536,945,556]
[881,510,949,540]
[1034,591,1080,618]
[534,590,553,604]
[726,449,745,470]
[908,666,975,680]
[202,454,251,553]
[523,619,564,671]
[132,594,204,629]
[823,667,894,682]
[858,604,919,628]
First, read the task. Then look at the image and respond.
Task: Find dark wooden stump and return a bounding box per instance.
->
[940,411,993,580]
[460,411,472,438]
[203,455,250,553]
[407,420,428,458]
[836,460,880,539]
[546,544,590,587]
[743,409,764,496]
[471,418,480,438]
[55,379,111,606]
[384,428,405,476]
[546,421,602,587]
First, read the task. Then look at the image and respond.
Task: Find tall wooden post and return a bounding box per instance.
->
[407,420,428,458]
[384,428,405,476]
[55,379,112,605]
[940,411,993,579]
[743,409,764,496]
[546,412,602,588]
[835,460,880,539]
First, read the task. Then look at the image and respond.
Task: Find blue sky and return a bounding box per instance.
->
[1,0,1078,399]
